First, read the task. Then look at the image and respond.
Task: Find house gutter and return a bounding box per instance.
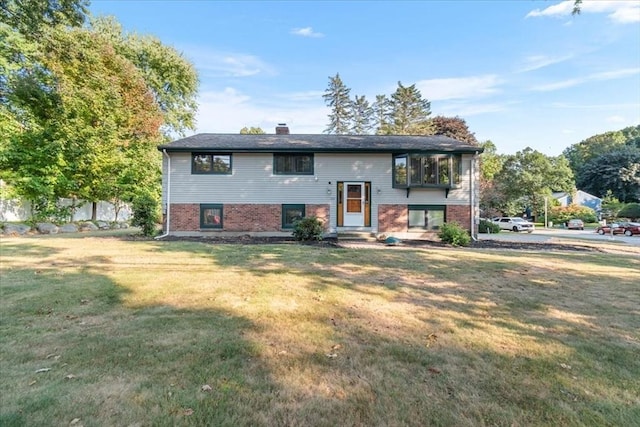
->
[470,152,478,241]
[155,149,171,240]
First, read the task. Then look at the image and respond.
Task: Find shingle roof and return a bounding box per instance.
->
[158,133,483,154]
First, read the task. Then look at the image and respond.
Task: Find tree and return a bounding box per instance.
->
[478,140,506,218]
[563,129,628,177]
[91,16,199,138]
[578,146,640,203]
[430,116,478,145]
[1,10,198,222]
[494,148,574,219]
[385,82,433,135]
[240,126,265,134]
[1,26,163,220]
[373,94,391,135]
[617,203,640,220]
[322,73,352,135]
[0,0,88,38]
[350,95,374,135]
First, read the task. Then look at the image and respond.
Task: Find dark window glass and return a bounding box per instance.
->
[192,153,231,174]
[274,154,314,175]
[282,204,305,229]
[200,204,223,228]
[394,156,407,186]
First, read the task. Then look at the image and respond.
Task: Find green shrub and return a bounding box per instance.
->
[478,219,500,234]
[549,205,597,224]
[131,191,159,237]
[438,222,471,247]
[292,216,324,241]
[617,203,640,220]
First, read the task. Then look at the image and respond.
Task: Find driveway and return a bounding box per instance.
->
[479,227,640,247]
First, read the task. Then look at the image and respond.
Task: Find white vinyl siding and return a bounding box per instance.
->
[162,152,475,232]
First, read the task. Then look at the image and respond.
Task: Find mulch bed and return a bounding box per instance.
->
[156,235,602,252]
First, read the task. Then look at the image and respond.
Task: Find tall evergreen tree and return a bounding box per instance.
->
[388,82,433,135]
[322,73,352,134]
[373,94,392,135]
[350,95,374,135]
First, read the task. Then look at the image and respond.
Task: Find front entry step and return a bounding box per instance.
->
[337,231,378,242]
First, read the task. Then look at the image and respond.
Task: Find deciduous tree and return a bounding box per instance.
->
[240,126,266,134]
[578,146,640,203]
[430,116,478,145]
[494,148,574,219]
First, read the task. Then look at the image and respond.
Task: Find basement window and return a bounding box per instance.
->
[200,204,223,229]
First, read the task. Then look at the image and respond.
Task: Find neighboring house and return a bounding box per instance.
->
[553,190,602,214]
[157,125,483,239]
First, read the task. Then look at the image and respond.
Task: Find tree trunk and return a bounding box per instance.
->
[92,202,97,221]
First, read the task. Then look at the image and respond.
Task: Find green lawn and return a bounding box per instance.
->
[1,235,639,426]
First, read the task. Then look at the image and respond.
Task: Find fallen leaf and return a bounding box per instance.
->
[560,363,572,370]
[29,380,37,386]
[428,367,441,374]
[69,418,81,425]
[331,344,342,350]
[201,384,212,392]
[35,368,51,373]
[183,408,194,416]
[65,374,76,380]
[326,353,338,358]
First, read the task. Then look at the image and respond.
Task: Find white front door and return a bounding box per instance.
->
[343,182,365,227]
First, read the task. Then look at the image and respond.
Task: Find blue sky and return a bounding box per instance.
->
[89,1,640,156]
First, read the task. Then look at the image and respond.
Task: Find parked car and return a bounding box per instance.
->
[620,222,640,236]
[595,223,625,235]
[492,217,535,232]
[566,219,584,230]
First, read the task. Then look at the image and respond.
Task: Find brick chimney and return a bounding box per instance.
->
[275,123,290,135]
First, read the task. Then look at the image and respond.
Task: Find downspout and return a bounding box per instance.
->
[155,149,171,240]
[470,152,478,241]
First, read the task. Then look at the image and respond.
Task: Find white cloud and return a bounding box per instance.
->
[278,90,326,102]
[532,67,640,91]
[416,75,502,101]
[291,27,324,38]
[517,54,574,72]
[526,1,640,24]
[606,115,626,123]
[434,100,510,117]
[194,88,327,134]
[180,46,276,78]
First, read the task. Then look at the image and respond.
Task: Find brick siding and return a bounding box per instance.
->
[378,204,408,232]
[169,203,330,232]
[378,204,473,233]
[446,205,471,231]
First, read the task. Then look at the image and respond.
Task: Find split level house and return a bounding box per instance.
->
[157,125,483,239]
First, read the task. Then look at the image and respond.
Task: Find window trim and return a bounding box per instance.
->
[408,204,446,231]
[392,154,462,189]
[282,204,305,229]
[273,153,314,175]
[200,204,223,229]
[192,153,233,175]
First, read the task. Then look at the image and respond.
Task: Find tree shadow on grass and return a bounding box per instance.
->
[147,240,640,425]
[3,238,639,426]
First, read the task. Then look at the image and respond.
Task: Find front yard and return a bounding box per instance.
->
[1,235,638,426]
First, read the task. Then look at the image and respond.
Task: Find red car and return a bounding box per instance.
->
[620,222,640,236]
[596,223,625,235]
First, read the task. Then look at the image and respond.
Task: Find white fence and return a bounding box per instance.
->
[0,198,131,222]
